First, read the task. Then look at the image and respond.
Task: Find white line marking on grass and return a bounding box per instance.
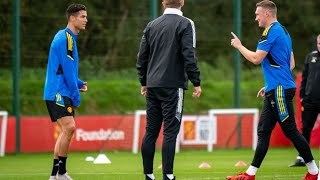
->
[0,172,304,179]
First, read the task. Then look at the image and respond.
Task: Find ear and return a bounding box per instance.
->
[162,0,166,8]
[69,15,75,22]
[180,0,184,7]
[265,10,270,17]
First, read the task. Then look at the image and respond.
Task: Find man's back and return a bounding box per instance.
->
[137,8,200,89]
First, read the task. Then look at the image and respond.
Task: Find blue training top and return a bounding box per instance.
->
[257,22,296,92]
[43,27,84,106]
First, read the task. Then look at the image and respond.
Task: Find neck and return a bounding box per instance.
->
[67,24,80,35]
[165,6,181,10]
[265,18,277,27]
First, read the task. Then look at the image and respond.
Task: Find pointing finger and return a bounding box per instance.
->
[231,32,238,39]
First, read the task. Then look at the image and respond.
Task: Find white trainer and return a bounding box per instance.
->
[57,173,73,180]
[49,175,57,180]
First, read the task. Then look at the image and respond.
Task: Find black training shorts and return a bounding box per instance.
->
[45,96,74,122]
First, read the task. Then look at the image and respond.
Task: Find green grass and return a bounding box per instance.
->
[0,148,318,180]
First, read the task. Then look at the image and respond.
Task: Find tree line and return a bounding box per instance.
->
[1,0,319,72]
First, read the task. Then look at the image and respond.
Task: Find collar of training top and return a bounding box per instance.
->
[163,8,183,16]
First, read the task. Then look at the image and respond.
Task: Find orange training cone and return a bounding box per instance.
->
[234,161,247,167]
[198,162,211,168]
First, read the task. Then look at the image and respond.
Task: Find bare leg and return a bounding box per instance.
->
[50,122,62,178]
[56,116,75,176]
[54,122,62,159]
[57,116,75,157]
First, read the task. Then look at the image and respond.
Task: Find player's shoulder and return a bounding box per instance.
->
[53,30,67,41]
[177,15,193,25]
[259,23,283,43]
[305,51,318,62]
[52,29,72,45]
[181,15,193,22]
[308,50,318,56]
[262,23,278,36]
[258,24,276,43]
[176,16,195,31]
[146,16,164,29]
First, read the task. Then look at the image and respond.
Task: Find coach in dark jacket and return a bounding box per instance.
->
[289,34,320,167]
[136,0,201,180]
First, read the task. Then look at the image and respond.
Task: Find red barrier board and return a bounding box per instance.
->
[215,114,254,148]
[3,102,318,154]
[4,116,136,153]
[3,117,15,153]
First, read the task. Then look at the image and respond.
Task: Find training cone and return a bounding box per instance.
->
[85,156,95,161]
[158,164,162,169]
[234,161,247,167]
[198,162,211,168]
[93,153,111,164]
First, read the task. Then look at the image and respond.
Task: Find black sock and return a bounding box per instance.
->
[58,156,67,175]
[51,159,59,176]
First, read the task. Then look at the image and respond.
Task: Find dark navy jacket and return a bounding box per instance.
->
[136,8,200,90]
[300,50,320,101]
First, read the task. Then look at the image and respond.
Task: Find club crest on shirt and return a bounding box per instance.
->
[311,56,317,63]
[67,107,73,113]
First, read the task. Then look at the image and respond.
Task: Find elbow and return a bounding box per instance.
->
[252,59,261,65]
[252,61,260,65]
[250,56,263,65]
[291,64,295,70]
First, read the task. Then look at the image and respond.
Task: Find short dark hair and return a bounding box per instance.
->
[164,0,182,8]
[66,4,86,20]
[256,0,277,17]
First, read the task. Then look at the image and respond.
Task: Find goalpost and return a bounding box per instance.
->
[133,108,259,153]
[208,108,259,152]
[0,111,8,157]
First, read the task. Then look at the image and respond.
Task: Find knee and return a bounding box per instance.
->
[67,124,75,134]
[163,126,180,140]
[163,132,178,142]
[283,129,299,139]
[257,130,271,140]
[63,124,75,135]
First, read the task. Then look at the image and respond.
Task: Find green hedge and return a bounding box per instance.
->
[0,80,264,116]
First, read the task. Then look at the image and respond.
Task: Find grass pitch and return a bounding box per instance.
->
[0,148,318,180]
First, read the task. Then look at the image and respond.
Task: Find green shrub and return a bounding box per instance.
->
[0,79,264,116]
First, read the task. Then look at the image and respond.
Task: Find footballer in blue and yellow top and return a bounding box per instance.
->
[43,27,85,107]
[257,22,297,122]
[228,1,318,179]
[257,22,296,93]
